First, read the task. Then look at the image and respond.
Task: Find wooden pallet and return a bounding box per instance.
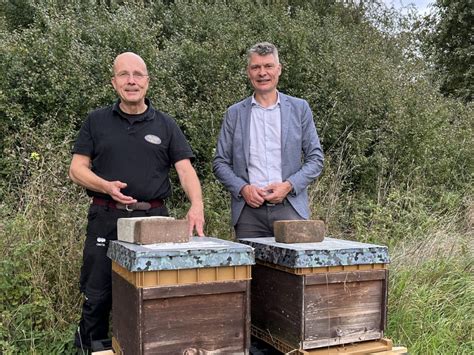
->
[92,342,408,355]
[300,339,408,354]
[252,325,407,355]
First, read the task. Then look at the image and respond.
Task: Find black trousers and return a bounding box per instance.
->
[75,204,168,349]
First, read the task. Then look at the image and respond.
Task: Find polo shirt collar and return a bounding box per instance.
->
[113,98,155,121]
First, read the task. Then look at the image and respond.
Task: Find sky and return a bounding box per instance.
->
[383,0,434,15]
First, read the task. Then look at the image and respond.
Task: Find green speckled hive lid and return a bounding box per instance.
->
[239,237,389,269]
[108,236,255,272]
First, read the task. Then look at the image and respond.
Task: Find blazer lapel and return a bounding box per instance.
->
[240,97,252,167]
[280,94,291,157]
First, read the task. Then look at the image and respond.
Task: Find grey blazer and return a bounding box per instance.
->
[213,93,324,226]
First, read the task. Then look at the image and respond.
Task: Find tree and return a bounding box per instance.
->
[0,0,36,31]
[421,0,473,102]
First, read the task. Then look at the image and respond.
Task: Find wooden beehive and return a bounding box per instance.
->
[107,237,255,354]
[239,237,390,352]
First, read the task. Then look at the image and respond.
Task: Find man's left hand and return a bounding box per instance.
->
[186,203,205,237]
[263,181,293,204]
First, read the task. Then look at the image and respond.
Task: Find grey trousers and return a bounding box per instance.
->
[234,200,303,239]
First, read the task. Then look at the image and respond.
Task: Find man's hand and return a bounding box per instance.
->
[186,203,205,237]
[263,181,292,204]
[69,154,137,204]
[104,181,137,205]
[241,184,266,208]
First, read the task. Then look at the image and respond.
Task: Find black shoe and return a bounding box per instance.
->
[91,338,112,351]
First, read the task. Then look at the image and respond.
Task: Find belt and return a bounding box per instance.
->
[262,198,288,207]
[92,197,164,211]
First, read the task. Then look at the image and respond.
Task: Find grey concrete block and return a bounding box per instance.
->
[274,220,325,243]
[117,216,190,244]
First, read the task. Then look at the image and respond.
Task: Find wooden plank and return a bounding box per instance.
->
[304,279,384,349]
[244,280,251,352]
[111,337,122,355]
[113,262,251,287]
[142,291,247,354]
[91,351,114,355]
[251,264,304,348]
[305,270,387,286]
[141,279,247,300]
[302,331,383,349]
[301,338,393,354]
[370,347,408,354]
[381,270,389,331]
[256,260,387,276]
[112,272,142,354]
[251,324,296,354]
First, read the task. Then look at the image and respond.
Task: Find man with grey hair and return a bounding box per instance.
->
[213,42,324,238]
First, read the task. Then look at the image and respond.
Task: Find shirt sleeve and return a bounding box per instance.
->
[168,120,195,165]
[71,115,94,157]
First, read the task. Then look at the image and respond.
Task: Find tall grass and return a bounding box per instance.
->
[388,229,473,354]
[0,133,85,354]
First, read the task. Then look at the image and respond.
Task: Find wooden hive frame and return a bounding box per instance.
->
[251,261,389,351]
[112,261,252,354]
[112,262,251,287]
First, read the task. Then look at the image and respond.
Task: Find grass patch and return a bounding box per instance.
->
[387,231,473,354]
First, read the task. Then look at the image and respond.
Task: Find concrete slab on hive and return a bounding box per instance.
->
[274,220,325,243]
[117,216,189,244]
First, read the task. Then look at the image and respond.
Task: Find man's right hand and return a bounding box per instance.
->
[70,154,136,204]
[240,184,266,208]
[105,181,137,205]
[69,154,137,205]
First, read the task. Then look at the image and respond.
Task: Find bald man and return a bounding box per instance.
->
[69,52,205,351]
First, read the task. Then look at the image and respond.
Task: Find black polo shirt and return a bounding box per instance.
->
[72,98,194,201]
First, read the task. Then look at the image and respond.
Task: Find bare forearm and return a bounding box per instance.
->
[175,159,205,236]
[69,154,106,192]
[178,167,204,207]
[69,164,108,194]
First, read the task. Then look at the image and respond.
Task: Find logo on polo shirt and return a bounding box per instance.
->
[144,134,161,145]
[96,237,106,247]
